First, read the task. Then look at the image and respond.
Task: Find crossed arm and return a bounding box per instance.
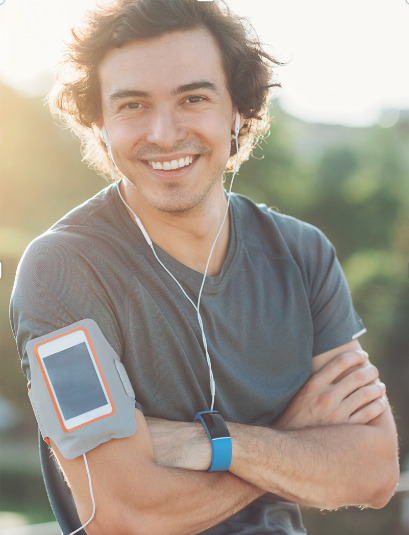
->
[52,340,399,535]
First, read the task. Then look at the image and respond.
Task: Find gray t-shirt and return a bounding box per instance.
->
[10,184,365,534]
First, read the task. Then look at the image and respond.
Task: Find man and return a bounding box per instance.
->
[10,1,398,533]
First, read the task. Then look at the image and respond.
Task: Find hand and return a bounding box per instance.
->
[146,416,212,471]
[274,349,387,430]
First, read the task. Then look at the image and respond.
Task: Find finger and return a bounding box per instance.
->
[312,379,384,424]
[312,350,369,388]
[334,364,380,401]
[338,381,386,420]
[349,395,388,424]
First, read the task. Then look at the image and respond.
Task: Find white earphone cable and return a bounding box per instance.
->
[195,129,240,409]
[104,119,240,411]
[67,453,95,535]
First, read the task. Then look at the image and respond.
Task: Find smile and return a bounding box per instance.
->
[147,156,195,170]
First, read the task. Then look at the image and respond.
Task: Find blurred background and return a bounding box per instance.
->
[0,0,408,533]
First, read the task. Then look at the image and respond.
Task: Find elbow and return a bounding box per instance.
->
[358,415,400,510]
[318,458,400,511]
[365,458,400,509]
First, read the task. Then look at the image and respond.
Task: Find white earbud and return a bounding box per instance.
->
[101,125,110,147]
[235,112,241,137]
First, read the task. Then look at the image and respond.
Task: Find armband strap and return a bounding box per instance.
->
[26,319,136,460]
[194,410,232,472]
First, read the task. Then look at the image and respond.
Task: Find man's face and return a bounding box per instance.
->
[98,28,236,215]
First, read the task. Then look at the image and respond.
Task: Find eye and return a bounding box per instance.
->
[122,101,142,110]
[185,96,206,104]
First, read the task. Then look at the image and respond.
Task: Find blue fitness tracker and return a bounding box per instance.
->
[194,410,232,472]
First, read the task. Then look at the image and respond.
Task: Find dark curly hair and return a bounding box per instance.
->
[49,0,281,176]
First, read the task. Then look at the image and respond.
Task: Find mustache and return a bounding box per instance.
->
[129,141,211,161]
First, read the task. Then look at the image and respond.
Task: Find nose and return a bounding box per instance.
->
[146,106,187,150]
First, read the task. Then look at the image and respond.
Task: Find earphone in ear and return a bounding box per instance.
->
[101,126,110,148]
[235,112,241,137]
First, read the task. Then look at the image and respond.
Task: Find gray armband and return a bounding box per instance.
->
[26,319,137,459]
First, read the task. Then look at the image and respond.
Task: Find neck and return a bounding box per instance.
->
[119,180,231,276]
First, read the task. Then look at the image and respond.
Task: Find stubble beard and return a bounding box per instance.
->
[127,168,224,216]
[124,149,227,216]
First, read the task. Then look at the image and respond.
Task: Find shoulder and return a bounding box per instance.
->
[231,193,333,258]
[47,184,119,240]
[10,184,126,335]
[10,187,127,371]
[230,193,339,294]
[16,184,126,280]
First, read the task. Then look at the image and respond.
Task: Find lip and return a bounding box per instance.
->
[141,155,200,178]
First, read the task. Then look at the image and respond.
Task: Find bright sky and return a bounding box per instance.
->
[0,0,408,126]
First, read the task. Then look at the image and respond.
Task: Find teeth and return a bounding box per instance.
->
[148,156,194,170]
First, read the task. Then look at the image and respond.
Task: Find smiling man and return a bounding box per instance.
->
[10,1,399,534]
[98,28,237,275]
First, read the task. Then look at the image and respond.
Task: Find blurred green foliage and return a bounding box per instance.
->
[0,81,408,532]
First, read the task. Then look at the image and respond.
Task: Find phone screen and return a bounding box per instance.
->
[43,342,109,420]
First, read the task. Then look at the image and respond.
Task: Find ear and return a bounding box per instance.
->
[95,119,106,144]
[100,126,109,147]
[231,111,243,135]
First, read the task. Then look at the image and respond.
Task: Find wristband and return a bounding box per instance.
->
[194,410,232,472]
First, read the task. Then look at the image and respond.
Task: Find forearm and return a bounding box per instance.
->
[124,463,263,535]
[135,417,264,533]
[108,464,263,535]
[146,346,399,513]
[120,457,263,535]
[228,406,399,510]
[55,410,263,535]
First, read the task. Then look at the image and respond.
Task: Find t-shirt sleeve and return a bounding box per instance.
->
[303,226,366,356]
[10,232,123,381]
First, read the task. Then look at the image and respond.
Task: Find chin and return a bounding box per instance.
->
[153,196,207,215]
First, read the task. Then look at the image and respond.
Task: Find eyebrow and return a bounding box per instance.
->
[109,81,220,101]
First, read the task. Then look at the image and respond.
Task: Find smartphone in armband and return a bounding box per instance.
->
[35,327,115,432]
[26,319,137,459]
